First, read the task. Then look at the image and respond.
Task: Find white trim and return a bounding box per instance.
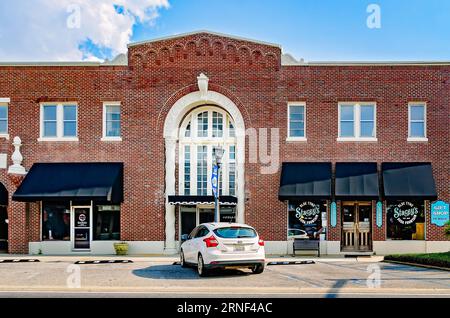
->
[408,102,427,140]
[0,98,10,103]
[102,102,122,141]
[128,30,282,49]
[163,90,246,254]
[39,102,78,141]
[71,204,93,252]
[337,102,377,141]
[0,101,9,139]
[287,102,307,141]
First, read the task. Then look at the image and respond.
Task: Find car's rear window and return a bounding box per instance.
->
[213,227,257,238]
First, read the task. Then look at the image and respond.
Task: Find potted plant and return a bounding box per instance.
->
[445,221,450,239]
[113,242,129,255]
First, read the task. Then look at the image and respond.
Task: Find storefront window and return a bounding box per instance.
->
[387,201,425,240]
[288,201,326,240]
[42,202,70,241]
[94,205,120,240]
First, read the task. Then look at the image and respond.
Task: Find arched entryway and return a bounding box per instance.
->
[0,183,8,252]
[163,89,246,254]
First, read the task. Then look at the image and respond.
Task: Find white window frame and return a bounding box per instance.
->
[286,102,307,142]
[0,98,10,140]
[178,106,237,196]
[337,102,377,142]
[407,102,428,142]
[102,102,122,141]
[39,102,79,142]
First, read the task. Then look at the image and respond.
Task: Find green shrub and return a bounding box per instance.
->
[384,252,450,268]
[445,221,450,238]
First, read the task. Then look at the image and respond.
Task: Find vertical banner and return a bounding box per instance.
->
[330,202,337,227]
[431,201,449,227]
[376,201,383,228]
[211,165,219,198]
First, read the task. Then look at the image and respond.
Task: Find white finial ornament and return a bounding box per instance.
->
[8,136,26,175]
[197,73,209,100]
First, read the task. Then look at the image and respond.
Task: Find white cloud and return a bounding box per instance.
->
[0,0,169,61]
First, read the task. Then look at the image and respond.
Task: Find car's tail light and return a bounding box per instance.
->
[258,239,265,246]
[203,236,219,248]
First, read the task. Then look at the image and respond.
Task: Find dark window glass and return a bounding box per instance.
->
[288,200,326,240]
[93,205,120,240]
[214,227,257,238]
[387,201,425,240]
[220,206,236,223]
[181,206,196,236]
[195,227,210,238]
[42,202,70,241]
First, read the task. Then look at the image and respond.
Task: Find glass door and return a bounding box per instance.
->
[342,202,372,252]
[71,206,92,251]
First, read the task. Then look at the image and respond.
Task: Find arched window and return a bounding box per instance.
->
[179,106,237,197]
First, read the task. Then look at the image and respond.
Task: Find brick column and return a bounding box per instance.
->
[7,174,28,254]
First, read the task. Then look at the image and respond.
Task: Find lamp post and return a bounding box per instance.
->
[212,146,224,223]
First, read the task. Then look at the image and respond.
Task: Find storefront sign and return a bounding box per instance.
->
[295,201,321,225]
[330,202,337,227]
[75,210,89,228]
[376,201,383,228]
[392,201,419,225]
[431,201,449,227]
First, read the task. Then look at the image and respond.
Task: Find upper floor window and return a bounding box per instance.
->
[287,103,306,140]
[40,103,78,141]
[0,99,9,137]
[338,103,376,141]
[102,102,121,140]
[408,103,427,141]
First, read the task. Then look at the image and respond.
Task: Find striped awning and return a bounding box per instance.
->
[168,195,237,206]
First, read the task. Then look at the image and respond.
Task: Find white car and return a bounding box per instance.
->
[180,223,266,277]
[287,228,309,240]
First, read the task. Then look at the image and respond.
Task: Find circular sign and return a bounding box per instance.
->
[295,202,321,225]
[78,213,86,222]
[393,201,419,225]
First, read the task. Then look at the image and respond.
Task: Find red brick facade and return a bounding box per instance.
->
[0,32,448,254]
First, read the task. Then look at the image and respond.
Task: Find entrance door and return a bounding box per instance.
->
[71,206,92,251]
[342,202,372,251]
[0,206,7,251]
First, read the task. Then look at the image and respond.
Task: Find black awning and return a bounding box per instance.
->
[168,195,237,206]
[279,162,332,201]
[12,163,123,203]
[335,162,379,200]
[0,183,8,206]
[382,162,437,200]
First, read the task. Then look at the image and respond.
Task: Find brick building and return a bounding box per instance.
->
[0,31,448,255]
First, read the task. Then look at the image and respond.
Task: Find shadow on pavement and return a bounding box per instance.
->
[132,264,252,280]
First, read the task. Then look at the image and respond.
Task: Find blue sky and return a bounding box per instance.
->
[0,0,449,62]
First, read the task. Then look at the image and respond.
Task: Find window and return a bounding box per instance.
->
[338,103,376,141]
[42,202,71,241]
[0,102,8,136]
[197,111,208,137]
[40,103,78,140]
[287,103,306,140]
[178,107,237,197]
[408,103,427,140]
[387,201,425,240]
[184,145,191,195]
[94,205,120,241]
[229,145,236,196]
[103,103,121,140]
[288,201,326,240]
[212,111,223,137]
[197,145,208,195]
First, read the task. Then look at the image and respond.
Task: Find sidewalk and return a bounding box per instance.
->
[0,254,385,263]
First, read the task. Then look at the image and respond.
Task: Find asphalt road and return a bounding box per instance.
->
[0,259,448,298]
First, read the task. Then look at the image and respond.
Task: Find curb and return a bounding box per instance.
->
[382,260,450,272]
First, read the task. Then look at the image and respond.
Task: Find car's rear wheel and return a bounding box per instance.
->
[197,254,208,277]
[180,250,187,268]
[252,263,265,274]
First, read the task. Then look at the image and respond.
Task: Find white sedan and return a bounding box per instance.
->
[180,223,266,277]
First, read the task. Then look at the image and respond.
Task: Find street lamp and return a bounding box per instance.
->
[213,146,225,223]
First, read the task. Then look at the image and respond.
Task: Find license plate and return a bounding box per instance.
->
[233,245,245,252]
